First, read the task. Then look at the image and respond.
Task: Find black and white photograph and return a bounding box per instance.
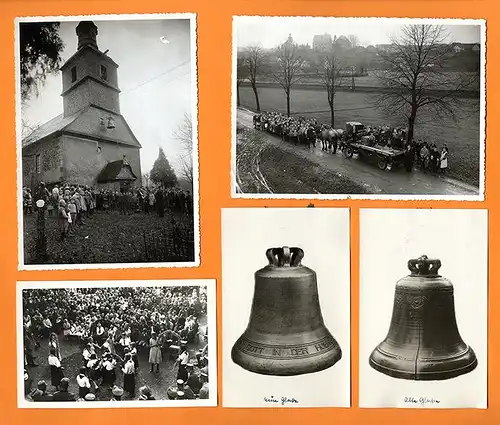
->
[222,208,350,407]
[232,17,485,200]
[359,209,487,408]
[16,14,199,269]
[17,280,217,408]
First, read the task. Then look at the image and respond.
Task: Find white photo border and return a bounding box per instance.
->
[16,279,217,408]
[231,16,486,201]
[15,13,200,270]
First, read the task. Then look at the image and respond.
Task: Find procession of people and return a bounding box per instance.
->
[253,110,450,174]
[22,182,193,242]
[22,286,210,402]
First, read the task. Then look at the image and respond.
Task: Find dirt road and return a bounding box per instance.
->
[237,108,480,197]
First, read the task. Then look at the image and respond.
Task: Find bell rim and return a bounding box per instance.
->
[231,343,342,376]
[368,347,478,381]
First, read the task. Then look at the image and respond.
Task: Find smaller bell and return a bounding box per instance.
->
[369,255,477,381]
[232,246,342,376]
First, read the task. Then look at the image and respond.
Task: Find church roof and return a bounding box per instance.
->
[22,105,142,149]
[22,113,79,148]
[97,159,137,183]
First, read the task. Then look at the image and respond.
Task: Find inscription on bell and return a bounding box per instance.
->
[238,336,335,359]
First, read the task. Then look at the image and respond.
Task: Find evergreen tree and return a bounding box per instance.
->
[150,147,178,188]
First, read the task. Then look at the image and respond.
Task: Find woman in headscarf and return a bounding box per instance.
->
[48,332,62,361]
[440,144,449,174]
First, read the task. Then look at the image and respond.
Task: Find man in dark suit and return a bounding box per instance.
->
[52,378,76,402]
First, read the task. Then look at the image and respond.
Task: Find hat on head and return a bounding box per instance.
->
[176,379,184,385]
[186,363,193,368]
[85,393,96,401]
[112,386,124,397]
[176,391,185,398]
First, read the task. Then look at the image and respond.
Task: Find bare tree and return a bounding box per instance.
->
[272,39,305,117]
[236,55,247,107]
[375,24,478,142]
[244,45,265,111]
[21,117,40,138]
[173,113,193,189]
[347,34,360,48]
[318,50,345,127]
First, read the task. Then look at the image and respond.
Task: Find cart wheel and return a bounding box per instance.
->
[377,158,387,170]
[344,146,354,158]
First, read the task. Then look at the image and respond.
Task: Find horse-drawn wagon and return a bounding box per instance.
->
[343,141,405,171]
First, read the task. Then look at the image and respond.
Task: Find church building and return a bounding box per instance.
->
[22,21,142,191]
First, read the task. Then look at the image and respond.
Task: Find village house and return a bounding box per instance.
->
[22,21,142,192]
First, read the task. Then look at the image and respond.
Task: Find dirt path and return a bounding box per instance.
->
[237,108,480,197]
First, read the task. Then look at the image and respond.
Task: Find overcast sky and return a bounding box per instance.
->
[21,17,194,175]
[235,17,482,48]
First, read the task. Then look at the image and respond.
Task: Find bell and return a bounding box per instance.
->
[231,246,342,376]
[369,255,477,381]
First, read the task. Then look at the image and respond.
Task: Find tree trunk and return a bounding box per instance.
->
[329,100,335,127]
[286,90,291,117]
[237,83,241,107]
[251,82,260,112]
[407,113,416,143]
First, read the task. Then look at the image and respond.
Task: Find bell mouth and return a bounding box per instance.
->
[266,246,304,267]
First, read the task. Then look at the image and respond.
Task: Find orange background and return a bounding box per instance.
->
[0,0,494,424]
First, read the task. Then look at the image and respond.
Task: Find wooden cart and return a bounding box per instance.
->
[343,142,406,171]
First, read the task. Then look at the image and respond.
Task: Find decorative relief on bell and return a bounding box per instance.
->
[231,246,342,376]
[369,255,477,381]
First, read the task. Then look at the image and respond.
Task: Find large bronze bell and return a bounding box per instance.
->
[369,255,477,380]
[232,246,342,376]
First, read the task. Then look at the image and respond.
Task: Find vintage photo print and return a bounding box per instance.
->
[232,16,486,201]
[359,209,487,408]
[222,208,350,408]
[17,279,217,408]
[16,14,199,270]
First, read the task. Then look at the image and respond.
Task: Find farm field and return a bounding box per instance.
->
[253,71,481,91]
[239,85,482,187]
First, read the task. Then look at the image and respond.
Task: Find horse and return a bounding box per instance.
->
[320,128,343,153]
[298,126,317,150]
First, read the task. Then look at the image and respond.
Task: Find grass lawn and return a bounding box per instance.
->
[22,209,194,265]
[240,86,481,187]
[236,128,370,194]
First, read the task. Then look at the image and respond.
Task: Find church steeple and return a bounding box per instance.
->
[76,21,98,50]
[60,21,121,117]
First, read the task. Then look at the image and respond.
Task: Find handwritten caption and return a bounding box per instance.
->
[404,396,441,407]
[264,396,299,406]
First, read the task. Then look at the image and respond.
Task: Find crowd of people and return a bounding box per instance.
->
[22,286,210,402]
[253,111,450,174]
[22,182,194,241]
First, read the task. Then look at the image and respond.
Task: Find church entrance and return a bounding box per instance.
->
[120,181,132,193]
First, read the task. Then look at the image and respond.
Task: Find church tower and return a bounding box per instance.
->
[60,21,121,117]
